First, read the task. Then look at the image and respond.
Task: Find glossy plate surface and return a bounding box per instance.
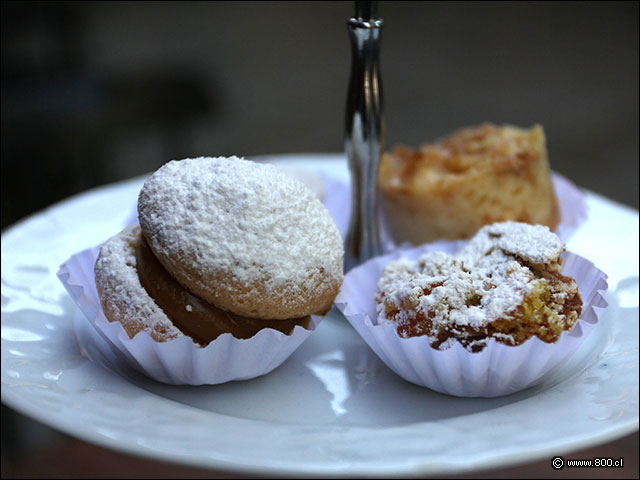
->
[2,154,638,477]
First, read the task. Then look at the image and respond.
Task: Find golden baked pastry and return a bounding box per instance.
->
[95,156,344,345]
[378,124,560,244]
[375,222,582,352]
[137,156,344,320]
[95,225,309,344]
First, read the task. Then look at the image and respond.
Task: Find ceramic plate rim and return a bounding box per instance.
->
[2,153,638,477]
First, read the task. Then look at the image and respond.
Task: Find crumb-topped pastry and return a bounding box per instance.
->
[375,221,582,352]
[378,124,560,244]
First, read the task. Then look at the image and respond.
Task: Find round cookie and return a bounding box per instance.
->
[94,225,312,345]
[137,156,344,320]
[94,225,183,342]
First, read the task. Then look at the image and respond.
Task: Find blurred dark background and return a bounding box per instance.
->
[1,1,638,232]
[1,1,638,478]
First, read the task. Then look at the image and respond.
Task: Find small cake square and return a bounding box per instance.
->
[378,124,560,244]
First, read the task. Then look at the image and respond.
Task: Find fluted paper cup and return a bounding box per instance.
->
[57,246,322,385]
[335,241,608,397]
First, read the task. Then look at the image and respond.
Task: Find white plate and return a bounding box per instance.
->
[2,154,638,477]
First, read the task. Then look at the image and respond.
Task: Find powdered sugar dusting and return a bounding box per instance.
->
[469,221,564,264]
[376,222,566,348]
[138,157,344,315]
[94,225,182,341]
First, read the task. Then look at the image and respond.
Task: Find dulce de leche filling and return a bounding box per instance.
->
[135,237,310,345]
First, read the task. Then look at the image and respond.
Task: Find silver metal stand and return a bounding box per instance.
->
[344,1,384,272]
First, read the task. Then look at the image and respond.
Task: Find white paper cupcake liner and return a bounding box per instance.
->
[552,172,589,241]
[57,246,322,385]
[335,241,608,398]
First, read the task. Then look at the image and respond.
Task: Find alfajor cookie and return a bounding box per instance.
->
[94,225,312,345]
[137,156,344,320]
